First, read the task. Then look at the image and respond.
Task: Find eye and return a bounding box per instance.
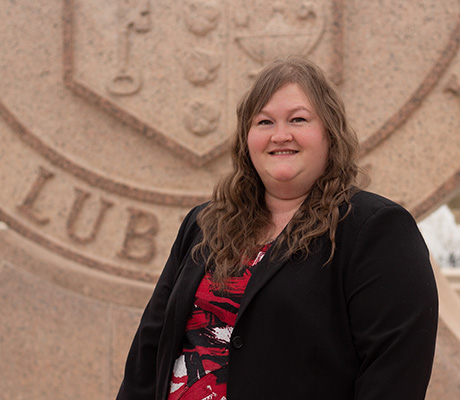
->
[256,119,273,126]
[291,117,307,123]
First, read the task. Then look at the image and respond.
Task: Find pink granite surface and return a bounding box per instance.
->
[1,1,460,398]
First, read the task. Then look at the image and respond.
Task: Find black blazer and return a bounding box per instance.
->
[117,190,438,400]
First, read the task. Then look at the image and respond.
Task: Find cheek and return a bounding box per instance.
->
[317,136,331,172]
[305,130,329,171]
[247,129,262,158]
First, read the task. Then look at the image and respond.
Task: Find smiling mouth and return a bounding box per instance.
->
[269,150,298,155]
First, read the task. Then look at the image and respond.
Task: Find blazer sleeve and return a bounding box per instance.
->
[116,205,203,400]
[345,204,438,400]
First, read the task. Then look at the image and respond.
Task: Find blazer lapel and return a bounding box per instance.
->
[156,251,205,399]
[236,243,288,325]
[169,240,289,336]
[173,256,205,333]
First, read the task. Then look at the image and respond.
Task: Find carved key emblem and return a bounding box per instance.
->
[106,0,151,96]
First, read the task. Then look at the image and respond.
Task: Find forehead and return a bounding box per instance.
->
[259,83,315,112]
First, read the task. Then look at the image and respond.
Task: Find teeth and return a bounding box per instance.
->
[271,151,297,155]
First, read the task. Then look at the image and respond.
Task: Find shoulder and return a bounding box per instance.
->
[337,191,432,290]
[170,201,209,256]
[349,189,404,211]
[183,201,209,224]
[177,201,209,237]
[158,201,209,272]
[345,189,412,223]
[338,189,422,243]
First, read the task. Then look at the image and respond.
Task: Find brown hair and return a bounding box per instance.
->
[193,57,365,285]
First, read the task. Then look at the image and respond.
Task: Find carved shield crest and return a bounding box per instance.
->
[66,0,333,165]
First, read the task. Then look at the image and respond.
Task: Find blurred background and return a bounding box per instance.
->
[1,1,460,398]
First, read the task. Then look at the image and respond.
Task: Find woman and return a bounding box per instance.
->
[116,57,438,400]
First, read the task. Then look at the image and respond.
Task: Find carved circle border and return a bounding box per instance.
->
[0,207,158,283]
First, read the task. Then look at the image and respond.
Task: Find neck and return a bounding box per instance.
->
[263,192,308,241]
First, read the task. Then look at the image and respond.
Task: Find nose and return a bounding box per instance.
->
[271,123,293,143]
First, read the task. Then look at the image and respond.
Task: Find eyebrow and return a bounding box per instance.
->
[258,105,314,115]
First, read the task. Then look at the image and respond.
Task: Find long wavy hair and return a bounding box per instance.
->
[193,57,365,285]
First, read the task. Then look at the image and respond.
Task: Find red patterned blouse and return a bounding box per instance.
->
[168,243,272,400]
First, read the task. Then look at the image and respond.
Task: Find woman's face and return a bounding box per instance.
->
[247,83,329,200]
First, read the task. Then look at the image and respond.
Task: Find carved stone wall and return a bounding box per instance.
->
[1,1,460,398]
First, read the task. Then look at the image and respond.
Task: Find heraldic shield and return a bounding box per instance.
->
[65,0,332,166]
